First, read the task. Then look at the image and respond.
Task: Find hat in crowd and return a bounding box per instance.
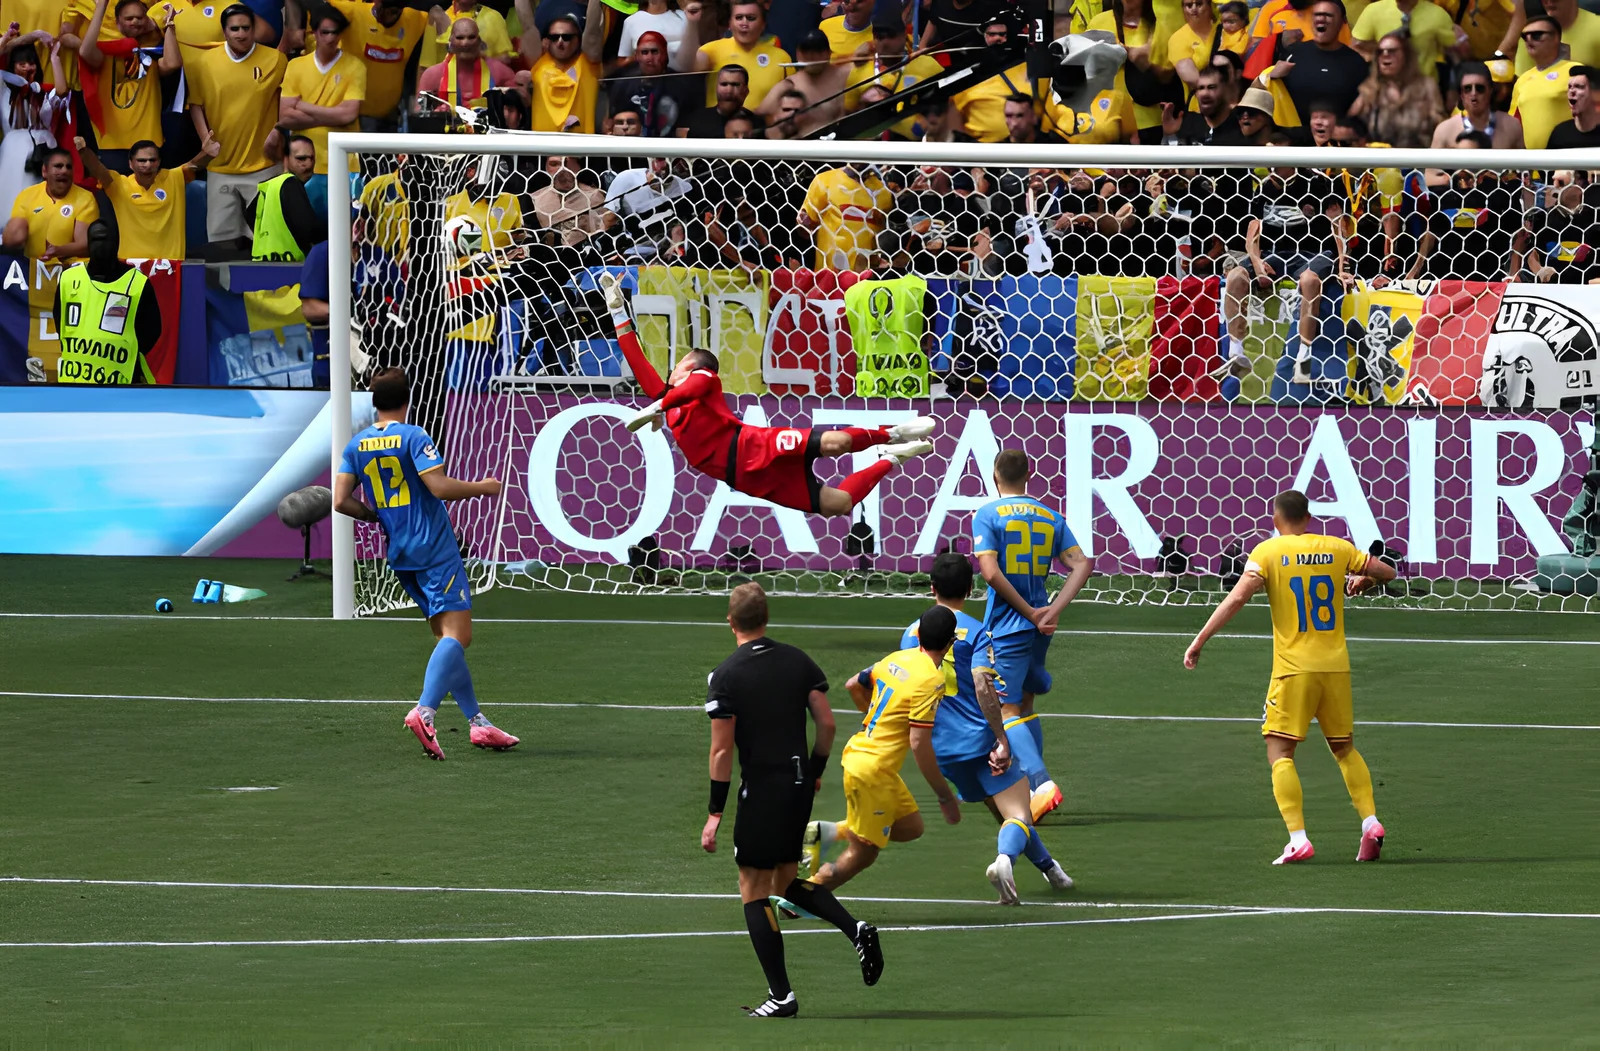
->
[1236,87,1277,116]
[636,29,668,51]
[872,10,905,34]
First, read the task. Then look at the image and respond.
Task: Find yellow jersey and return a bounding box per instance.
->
[1351,0,1456,77]
[1516,8,1600,72]
[529,53,601,133]
[281,50,367,174]
[820,14,873,61]
[194,44,287,174]
[1246,532,1369,676]
[149,0,226,98]
[10,182,99,260]
[952,61,1034,142]
[1087,11,1168,132]
[800,166,891,271]
[11,0,68,85]
[1510,60,1576,150]
[331,0,430,118]
[842,646,944,780]
[844,53,944,137]
[103,167,190,260]
[444,189,521,342]
[700,35,791,108]
[359,171,409,257]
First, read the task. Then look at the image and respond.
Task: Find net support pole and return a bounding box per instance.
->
[329,135,355,621]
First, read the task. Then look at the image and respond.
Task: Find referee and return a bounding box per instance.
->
[701,582,884,1018]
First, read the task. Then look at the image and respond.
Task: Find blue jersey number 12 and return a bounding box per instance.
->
[1288,574,1337,632]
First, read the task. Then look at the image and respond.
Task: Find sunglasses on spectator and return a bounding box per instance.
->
[547,31,576,40]
[1522,29,1553,40]
[1330,136,1356,144]
[1460,81,1488,93]
[1378,45,1403,54]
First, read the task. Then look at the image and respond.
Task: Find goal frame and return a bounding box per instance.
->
[327,132,1593,619]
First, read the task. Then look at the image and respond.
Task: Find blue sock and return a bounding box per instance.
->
[1004,717,1049,788]
[420,637,481,721]
[1022,824,1055,873]
[997,817,1030,860]
[1027,718,1049,791]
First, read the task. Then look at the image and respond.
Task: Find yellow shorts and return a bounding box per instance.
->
[1263,671,1353,741]
[841,766,919,849]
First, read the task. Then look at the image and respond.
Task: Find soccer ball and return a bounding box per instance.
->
[444,215,484,258]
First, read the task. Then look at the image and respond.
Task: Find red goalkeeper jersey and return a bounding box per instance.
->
[660,369,742,479]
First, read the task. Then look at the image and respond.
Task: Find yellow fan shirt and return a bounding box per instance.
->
[103,167,191,260]
[195,43,287,174]
[700,35,792,108]
[801,166,891,271]
[331,0,430,118]
[282,50,367,174]
[9,182,99,260]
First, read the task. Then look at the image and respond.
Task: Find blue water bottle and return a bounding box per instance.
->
[192,579,211,603]
[204,580,224,604]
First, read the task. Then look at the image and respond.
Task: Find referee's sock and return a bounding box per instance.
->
[781,879,859,941]
[742,900,791,999]
[1003,716,1050,787]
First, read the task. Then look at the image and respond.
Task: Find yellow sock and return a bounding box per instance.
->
[1335,748,1377,820]
[1271,757,1305,834]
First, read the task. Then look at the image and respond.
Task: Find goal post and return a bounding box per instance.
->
[328,131,1600,618]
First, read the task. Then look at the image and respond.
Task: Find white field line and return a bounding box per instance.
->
[0,610,1595,648]
[5,876,1600,922]
[3,691,1597,732]
[0,910,1272,949]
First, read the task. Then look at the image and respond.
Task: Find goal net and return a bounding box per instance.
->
[329,133,1600,618]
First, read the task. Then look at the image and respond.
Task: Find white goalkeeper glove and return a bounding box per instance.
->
[626,400,665,433]
[598,271,628,318]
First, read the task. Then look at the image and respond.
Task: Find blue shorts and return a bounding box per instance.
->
[394,558,472,618]
[940,754,1026,804]
[980,631,1053,704]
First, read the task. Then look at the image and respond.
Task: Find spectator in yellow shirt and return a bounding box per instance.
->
[798,164,891,271]
[279,6,366,175]
[331,0,431,130]
[189,4,287,253]
[523,0,605,133]
[1352,0,1462,78]
[3,147,98,261]
[1510,14,1578,149]
[418,0,513,71]
[820,0,875,61]
[76,132,216,259]
[952,19,1033,142]
[1515,0,1600,73]
[843,12,947,138]
[693,0,792,109]
[78,0,182,170]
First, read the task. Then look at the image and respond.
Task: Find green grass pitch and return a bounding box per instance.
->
[4,555,1600,1048]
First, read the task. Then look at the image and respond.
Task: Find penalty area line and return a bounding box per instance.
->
[0,911,1272,950]
[3,692,1599,732]
[0,610,1595,649]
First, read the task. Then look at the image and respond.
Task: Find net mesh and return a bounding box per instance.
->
[342,138,1600,615]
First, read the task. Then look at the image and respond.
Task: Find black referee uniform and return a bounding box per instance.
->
[706,638,828,869]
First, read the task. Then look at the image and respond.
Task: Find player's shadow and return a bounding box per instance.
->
[1041,811,1239,827]
[814,1008,1073,1021]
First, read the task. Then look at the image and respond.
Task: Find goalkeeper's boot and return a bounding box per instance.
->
[1272,839,1316,865]
[1209,350,1253,381]
[742,991,798,1018]
[1291,353,1313,385]
[882,440,934,464]
[469,719,519,751]
[1030,780,1063,823]
[626,400,665,433]
[1357,819,1386,862]
[404,705,445,761]
[986,854,1020,905]
[887,416,936,443]
[1042,859,1075,891]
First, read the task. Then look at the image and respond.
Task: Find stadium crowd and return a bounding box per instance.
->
[4,0,1600,302]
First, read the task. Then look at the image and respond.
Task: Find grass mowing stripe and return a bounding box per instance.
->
[0,911,1282,950]
[0,610,1595,648]
[6,691,1599,731]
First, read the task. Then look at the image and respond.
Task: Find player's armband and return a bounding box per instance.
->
[705,695,734,718]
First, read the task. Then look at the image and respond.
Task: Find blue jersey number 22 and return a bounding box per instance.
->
[1289,574,1337,632]
[1003,520,1056,577]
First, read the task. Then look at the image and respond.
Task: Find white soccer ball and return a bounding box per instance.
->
[444,215,485,258]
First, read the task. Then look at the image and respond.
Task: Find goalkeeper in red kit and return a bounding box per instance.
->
[600,275,936,516]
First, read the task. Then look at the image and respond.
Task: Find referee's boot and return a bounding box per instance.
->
[743,991,798,1018]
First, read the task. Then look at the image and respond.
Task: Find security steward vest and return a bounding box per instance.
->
[252,173,305,262]
[56,264,152,385]
[844,275,930,397]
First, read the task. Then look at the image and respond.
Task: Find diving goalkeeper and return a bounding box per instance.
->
[600,274,935,516]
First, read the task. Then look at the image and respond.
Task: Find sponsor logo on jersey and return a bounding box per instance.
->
[365,44,404,61]
[1294,553,1335,566]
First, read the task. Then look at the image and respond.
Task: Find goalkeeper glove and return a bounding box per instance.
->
[626,400,665,433]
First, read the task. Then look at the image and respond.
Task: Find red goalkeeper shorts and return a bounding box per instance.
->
[726,425,823,513]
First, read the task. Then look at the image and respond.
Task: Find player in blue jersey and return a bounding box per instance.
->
[970,449,1093,823]
[333,367,519,759]
[799,554,1074,904]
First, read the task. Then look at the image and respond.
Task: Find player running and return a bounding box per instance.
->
[809,607,963,892]
[701,583,883,1019]
[802,554,1075,904]
[599,273,935,516]
[971,449,1093,822]
[1184,490,1397,865]
[333,367,519,759]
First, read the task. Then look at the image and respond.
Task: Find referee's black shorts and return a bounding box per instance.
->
[732,769,814,870]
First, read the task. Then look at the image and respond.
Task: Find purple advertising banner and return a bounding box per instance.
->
[435,394,1595,581]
